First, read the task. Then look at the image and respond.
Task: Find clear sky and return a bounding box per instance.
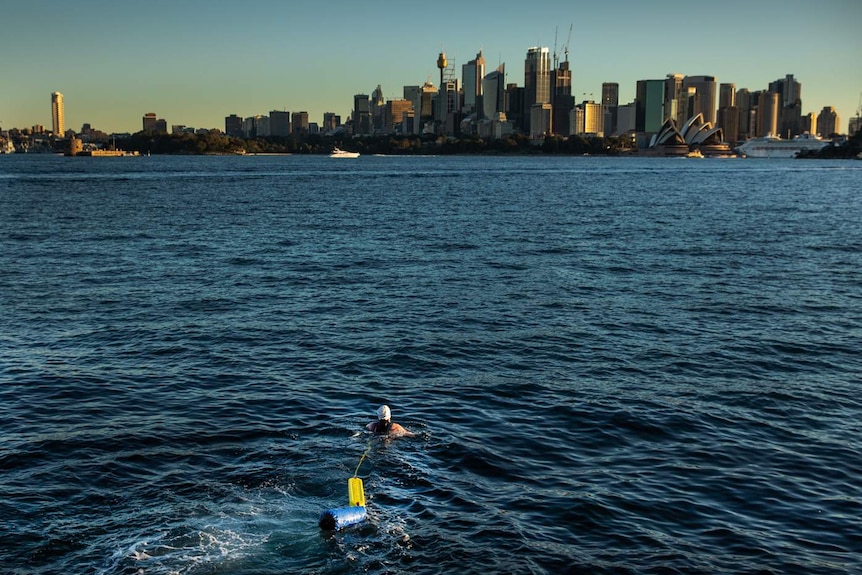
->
[2,0,860,134]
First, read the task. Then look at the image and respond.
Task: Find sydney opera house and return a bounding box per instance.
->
[647,113,734,156]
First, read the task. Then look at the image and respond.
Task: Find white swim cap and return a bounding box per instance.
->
[377,405,391,421]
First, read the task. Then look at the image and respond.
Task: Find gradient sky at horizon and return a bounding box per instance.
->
[2,0,860,134]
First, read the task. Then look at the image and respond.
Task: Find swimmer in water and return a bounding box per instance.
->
[366,404,414,436]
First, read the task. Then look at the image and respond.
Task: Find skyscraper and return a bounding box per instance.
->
[717,83,739,144]
[353,94,371,135]
[462,50,486,115]
[602,82,619,136]
[552,60,573,136]
[664,74,685,126]
[769,74,803,137]
[482,64,506,121]
[269,110,291,137]
[682,76,717,125]
[816,106,840,137]
[756,92,779,137]
[51,92,64,136]
[524,47,551,134]
[636,79,665,135]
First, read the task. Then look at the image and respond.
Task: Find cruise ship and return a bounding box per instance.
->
[736,133,829,158]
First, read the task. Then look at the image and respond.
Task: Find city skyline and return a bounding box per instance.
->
[2,0,860,134]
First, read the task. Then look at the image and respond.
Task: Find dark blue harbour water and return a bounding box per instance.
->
[1,153,861,574]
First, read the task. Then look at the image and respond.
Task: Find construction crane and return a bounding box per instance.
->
[563,23,573,63]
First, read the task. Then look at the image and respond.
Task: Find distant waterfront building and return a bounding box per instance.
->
[142,113,167,134]
[384,99,414,132]
[769,74,803,137]
[269,110,291,137]
[462,50,486,115]
[571,101,603,137]
[243,115,269,138]
[664,74,685,127]
[602,82,619,136]
[756,92,780,137]
[322,112,340,134]
[482,65,506,121]
[403,86,422,134]
[801,112,817,135]
[816,106,840,137]
[736,88,754,140]
[353,94,371,135]
[552,60,573,136]
[682,75,717,126]
[717,83,738,144]
[225,114,243,137]
[291,111,309,135]
[849,115,862,137]
[524,47,551,134]
[371,85,386,131]
[617,102,637,135]
[635,79,665,137]
[51,92,65,136]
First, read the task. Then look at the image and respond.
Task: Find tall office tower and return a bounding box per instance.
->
[322,112,340,133]
[769,74,803,137]
[635,79,666,135]
[682,75,717,125]
[756,92,779,137]
[482,64,506,120]
[719,83,736,108]
[143,113,158,132]
[506,83,525,130]
[462,50,485,115]
[371,85,385,131]
[664,74,685,126]
[291,111,309,135]
[51,92,65,135]
[524,47,551,134]
[420,82,436,122]
[602,82,619,136]
[717,83,738,143]
[816,106,840,137]
[552,60,573,136]
[736,88,753,139]
[225,114,243,137]
[801,112,817,135]
[269,110,291,137]
[353,94,371,135]
[769,74,802,108]
[403,86,421,134]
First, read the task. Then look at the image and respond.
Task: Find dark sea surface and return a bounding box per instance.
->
[1,153,861,575]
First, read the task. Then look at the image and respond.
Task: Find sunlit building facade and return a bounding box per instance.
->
[51,92,65,136]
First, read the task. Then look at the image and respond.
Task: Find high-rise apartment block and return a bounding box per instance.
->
[51,92,65,136]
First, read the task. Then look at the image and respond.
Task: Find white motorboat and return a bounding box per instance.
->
[329,147,359,158]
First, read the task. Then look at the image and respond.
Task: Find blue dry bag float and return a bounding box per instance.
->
[318,505,367,530]
[319,446,371,530]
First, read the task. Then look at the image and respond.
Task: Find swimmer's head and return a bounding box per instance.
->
[377,405,391,421]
